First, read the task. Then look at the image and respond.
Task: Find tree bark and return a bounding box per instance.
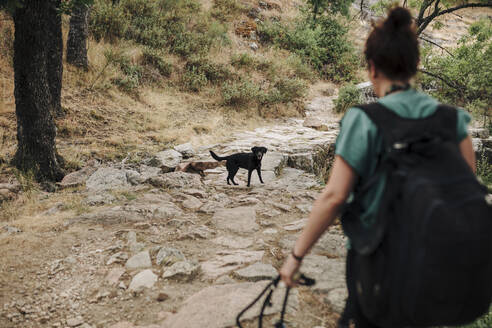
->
[48,0,64,117]
[66,2,90,70]
[12,0,65,182]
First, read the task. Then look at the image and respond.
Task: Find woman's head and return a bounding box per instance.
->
[365,6,419,83]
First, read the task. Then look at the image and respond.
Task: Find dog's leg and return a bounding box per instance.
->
[257,168,264,184]
[228,167,239,185]
[247,169,253,187]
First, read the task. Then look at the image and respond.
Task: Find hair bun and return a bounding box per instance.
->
[385,7,412,32]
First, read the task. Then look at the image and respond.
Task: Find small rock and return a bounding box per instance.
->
[156,292,169,302]
[129,269,158,291]
[303,117,328,131]
[106,268,125,285]
[149,150,183,173]
[263,228,278,234]
[125,251,151,270]
[162,261,200,281]
[212,236,253,249]
[324,287,348,313]
[249,42,259,51]
[155,247,186,266]
[3,225,22,234]
[66,316,84,327]
[284,219,308,231]
[182,188,207,199]
[174,143,195,159]
[106,252,128,265]
[233,262,277,282]
[182,196,203,210]
[215,275,236,285]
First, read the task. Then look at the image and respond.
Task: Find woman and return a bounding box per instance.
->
[279,6,476,328]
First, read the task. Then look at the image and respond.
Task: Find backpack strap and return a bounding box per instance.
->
[356,102,458,150]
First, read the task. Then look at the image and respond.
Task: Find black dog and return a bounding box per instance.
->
[210,147,267,187]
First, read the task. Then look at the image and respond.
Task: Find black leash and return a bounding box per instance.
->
[236,274,316,328]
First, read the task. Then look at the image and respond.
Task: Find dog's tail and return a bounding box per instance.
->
[210,150,228,161]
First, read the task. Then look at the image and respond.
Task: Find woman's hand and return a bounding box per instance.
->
[279,254,302,287]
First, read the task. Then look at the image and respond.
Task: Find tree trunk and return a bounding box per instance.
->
[66,2,90,70]
[48,0,64,117]
[12,0,65,182]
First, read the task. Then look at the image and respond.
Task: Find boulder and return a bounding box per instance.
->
[233,262,277,281]
[58,166,97,189]
[155,247,186,266]
[174,143,195,159]
[303,117,329,131]
[125,251,152,270]
[149,172,202,189]
[201,250,264,279]
[212,236,253,249]
[86,168,130,191]
[182,195,203,210]
[149,150,183,173]
[153,203,183,221]
[162,282,298,328]
[128,269,157,291]
[162,261,200,281]
[212,207,258,234]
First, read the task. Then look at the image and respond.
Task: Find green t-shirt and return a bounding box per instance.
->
[335,89,471,227]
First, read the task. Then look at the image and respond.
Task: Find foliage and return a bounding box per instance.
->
[181,67,208,92]
[258,14,358,82]
[89,0,226,57]
[334,83,362,113]
[185,57,233,85]
[266,77,307,104]
[456,307,492,328]
[142,48,173,77]
[305,0,354,19]
[221,79,261,107]
[419,19,492,125]
[231,53,255,69]
[476,152,492,190]
[211,0,245,21]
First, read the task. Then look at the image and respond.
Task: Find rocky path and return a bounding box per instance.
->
[0,87,351,328]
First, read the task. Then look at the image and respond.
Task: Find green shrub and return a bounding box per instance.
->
[222,79,261,107]
[90,0,223,58]
[287,55,314,80]
[334,84,362,113]
[181,67,208,92]
[231,53,255,69]
[257,15,358,81]
[419,19,491,119]
[90,0,129,42]
[211,0,245,21]
[476,151,492,190]
[273,77,307,102]
[142,48,173,77]
[185,57,232,84]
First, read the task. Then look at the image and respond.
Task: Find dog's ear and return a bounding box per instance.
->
[251,147,258,153]
[263,147,268,153]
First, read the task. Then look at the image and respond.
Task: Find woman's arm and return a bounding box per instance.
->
[459,136,476,174]
[279,155,357,286]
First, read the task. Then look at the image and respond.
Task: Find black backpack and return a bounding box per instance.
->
[341,102,492,327]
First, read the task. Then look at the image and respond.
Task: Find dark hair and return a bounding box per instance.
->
[364,6,419,81]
